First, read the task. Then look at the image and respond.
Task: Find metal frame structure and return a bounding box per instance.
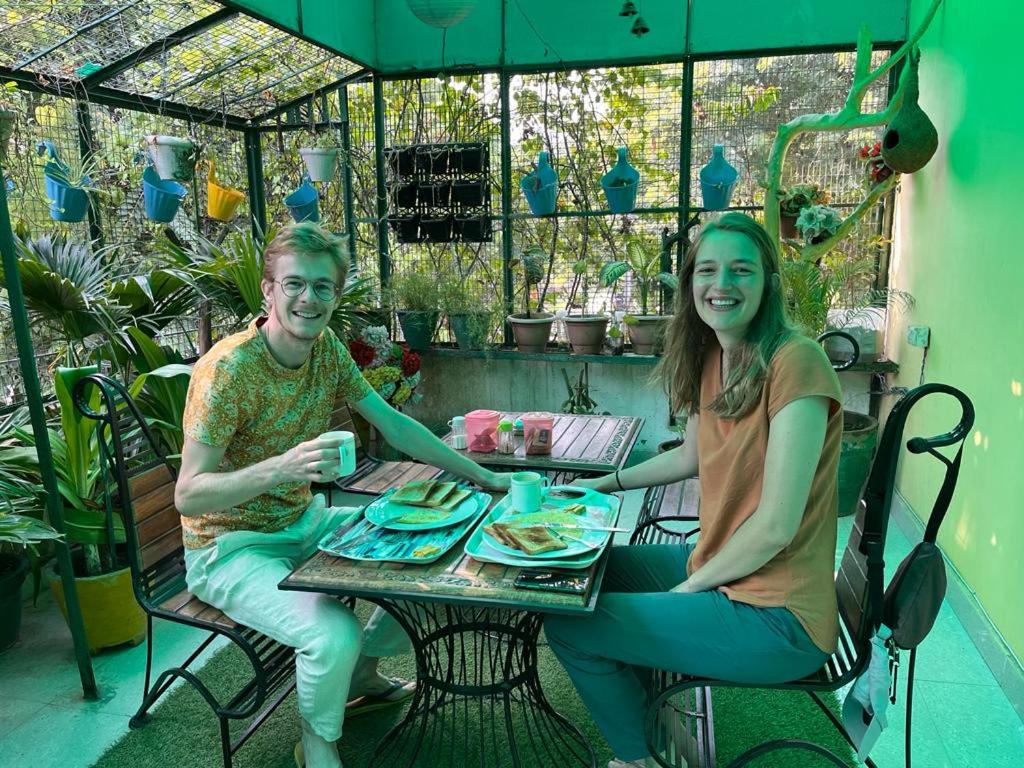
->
[0,3,904,698]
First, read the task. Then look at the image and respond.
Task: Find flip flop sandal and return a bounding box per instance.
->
[294,741,304,768]
[345,677,416,718]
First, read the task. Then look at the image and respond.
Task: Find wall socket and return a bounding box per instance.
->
[907,325,931,348]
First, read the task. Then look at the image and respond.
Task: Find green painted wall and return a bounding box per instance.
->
[227,1,907,73]
[887,0,1024,660]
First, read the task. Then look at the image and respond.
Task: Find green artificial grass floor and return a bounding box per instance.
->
[91,621,854,768]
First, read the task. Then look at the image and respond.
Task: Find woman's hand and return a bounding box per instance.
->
[670,580,702,594]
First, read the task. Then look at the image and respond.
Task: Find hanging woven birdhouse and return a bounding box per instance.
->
[881,49,938,174]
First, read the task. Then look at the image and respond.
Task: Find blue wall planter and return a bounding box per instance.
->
[43,170,90,223]
[520,150,559,215]
[284,179,320,223]
[699,144,738,211]
[141,167,186,223]
[600,147,640,214]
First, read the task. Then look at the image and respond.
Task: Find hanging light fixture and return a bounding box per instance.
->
[631,15,650,37]
[405,0,478,29]
[619,1,638,16]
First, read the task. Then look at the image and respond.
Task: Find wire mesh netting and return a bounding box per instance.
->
[2,38,902,408]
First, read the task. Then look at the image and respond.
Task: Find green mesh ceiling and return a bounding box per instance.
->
[230,0,908,73]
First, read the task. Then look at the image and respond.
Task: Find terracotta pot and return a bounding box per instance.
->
[507,313,554,353]
[626,315,669,355]
[779,212,799,239]
[563,315,609,355]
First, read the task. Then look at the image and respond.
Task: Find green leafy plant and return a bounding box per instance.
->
[777,182,829,217]
[387,271,440,313]
[509,245,549,318]
[795,204,844,244]
[598,238,678,316]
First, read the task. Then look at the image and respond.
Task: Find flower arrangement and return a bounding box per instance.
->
[348,325,423,408]
[858,141,895,185]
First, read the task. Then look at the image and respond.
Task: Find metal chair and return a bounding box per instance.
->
[642,382,974,767]
[72,372,308,768]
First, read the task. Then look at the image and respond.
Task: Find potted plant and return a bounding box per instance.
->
[600,146,640,214]
[440,280,494,351]
[0,81,19,156]
[563,257,608,355]
[145,134,198,182]
[13,367,147,653]
[520,151,559,216]
[783,254,914,517]
[507,245,555,352]
[299,130,341,182]
[1,476,61,652]
[36,141,106,224]
[388,271,440,351]
[598,238,678,355]
[795,204,844,245]
[777,182,828,239]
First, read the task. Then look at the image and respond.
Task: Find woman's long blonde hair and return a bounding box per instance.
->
[657,213,794,419]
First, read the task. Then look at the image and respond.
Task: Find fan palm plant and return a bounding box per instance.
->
[0,234,130,367]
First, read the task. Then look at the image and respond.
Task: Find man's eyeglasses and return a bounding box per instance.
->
[273,278,341,302]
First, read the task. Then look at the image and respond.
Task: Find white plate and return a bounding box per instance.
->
[481,510,607,559]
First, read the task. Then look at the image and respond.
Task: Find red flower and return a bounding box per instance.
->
[349,339,376,368]
[400,348,420,376]
[859,145,870,159]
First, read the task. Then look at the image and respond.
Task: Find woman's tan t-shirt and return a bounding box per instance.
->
[687,334,843,653]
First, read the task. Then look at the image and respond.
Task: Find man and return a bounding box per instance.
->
[175,222,512,768]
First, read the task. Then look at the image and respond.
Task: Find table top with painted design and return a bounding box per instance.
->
[445,412,644,475]
[280,491,618,615]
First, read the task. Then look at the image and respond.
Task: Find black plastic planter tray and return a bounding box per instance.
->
[385,146,417,178]
[415,145,449,175]
[418,180,451,207]
[421,214,454,242]
[391,181,418,208]
[451,178,486,207]
[449,143,487,174]
[454,214,492,242]
[388,214,421,243]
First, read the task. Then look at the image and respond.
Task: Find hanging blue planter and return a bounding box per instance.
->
[43,167,90,223]
[520,150,559,215]
[284,178,320,223]
[600,147,640,214]
[699,144,738,211]
[141,166,187,223]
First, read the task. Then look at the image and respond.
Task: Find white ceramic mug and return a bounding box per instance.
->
[510,471,549,513]
[319,431,357,476]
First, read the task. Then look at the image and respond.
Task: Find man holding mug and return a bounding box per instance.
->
[175,223,513,768]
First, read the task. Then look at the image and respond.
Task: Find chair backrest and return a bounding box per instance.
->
[72,373,184,608]
[328,397,364,453]
[834,383,974,654]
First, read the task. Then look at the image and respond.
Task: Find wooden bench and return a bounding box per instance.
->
[629,478,715,768]
[327,399,442,496]
[75,374,304,768]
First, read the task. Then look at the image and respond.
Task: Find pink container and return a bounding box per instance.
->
[521,411,555,455]
[465,409,501,453]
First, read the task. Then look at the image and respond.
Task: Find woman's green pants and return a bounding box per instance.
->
[543,544,828,761]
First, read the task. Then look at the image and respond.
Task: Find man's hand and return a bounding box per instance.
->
[276,435,345,484]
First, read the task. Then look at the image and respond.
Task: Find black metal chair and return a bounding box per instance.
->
[642,382,974,767]
[72,372,306,768]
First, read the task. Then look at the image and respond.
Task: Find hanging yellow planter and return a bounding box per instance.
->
[206,159,245,221]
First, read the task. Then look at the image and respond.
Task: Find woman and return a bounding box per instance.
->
[544,213,843,768]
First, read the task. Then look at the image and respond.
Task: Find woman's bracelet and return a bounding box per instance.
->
[614,469,626,492]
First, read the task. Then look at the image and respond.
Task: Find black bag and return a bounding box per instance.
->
[883,541,947,649]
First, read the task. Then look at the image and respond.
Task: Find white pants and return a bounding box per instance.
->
[184,495,411,741]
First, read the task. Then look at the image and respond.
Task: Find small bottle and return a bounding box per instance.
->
[497,418,515,454]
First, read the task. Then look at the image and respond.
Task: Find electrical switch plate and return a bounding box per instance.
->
[907,325,930,348]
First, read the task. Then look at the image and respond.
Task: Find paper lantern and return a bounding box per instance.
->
[406,0,477,28]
